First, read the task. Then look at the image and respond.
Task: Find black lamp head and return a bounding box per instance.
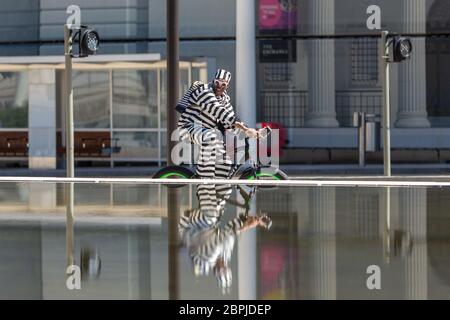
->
[79,26,100,57]
[393,37,412,62]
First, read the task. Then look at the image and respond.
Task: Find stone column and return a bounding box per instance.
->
[305,0,339,127]
[399,188,427,299]
[395,0,430,127]
[28,69,56,169]
[310,187,336,299]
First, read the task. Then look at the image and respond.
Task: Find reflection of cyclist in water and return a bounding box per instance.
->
[179,184,271,294]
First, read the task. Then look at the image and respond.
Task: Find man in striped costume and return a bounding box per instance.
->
[179,184,271,294]
[177,69,260,179]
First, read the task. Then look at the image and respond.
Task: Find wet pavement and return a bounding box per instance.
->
[0,181,448,299]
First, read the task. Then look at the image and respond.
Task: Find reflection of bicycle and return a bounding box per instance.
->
[153,126,288,181]
[231,185,273,229]
[180,183,272,294]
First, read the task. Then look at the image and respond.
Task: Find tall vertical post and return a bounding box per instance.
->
[167,0,180,300]
[167,0,179,166]
[236,0,256,128]
[381,31,391,177]
[64,25,75,269]
[66,182,75,268]
[383,187,391,263]
[358,112,366,168]
[64,25,74,178]
[236,0,257,300]
[237,192,257,299]
[168,188,180,300]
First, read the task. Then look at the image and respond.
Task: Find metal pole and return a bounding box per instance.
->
[167,0,179,166]
[237,191,257,299]
[359,112,366,167]
[381,31,391,176]
[236,0,258,299]
[64,25,74,178]
[383,186,391,264]
[167,0,180,300]
[66,182,74,267]
[64,25,75,269]
[168,188,180,300]
[236,0,256,128]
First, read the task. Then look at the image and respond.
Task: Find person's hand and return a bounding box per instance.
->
[258,213,272,229]
[245,128,258,138]
[234,121,248,131]
[241,215,272,231]
[242,216,261,230]
[257,128,269,139]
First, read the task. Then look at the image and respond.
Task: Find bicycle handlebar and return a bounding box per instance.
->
[258,126,272,139]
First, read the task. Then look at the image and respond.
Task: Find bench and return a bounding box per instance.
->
[0,132,28,156]
[57,131,121,158]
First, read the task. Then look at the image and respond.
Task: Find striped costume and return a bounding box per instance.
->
[179,184,244,292]
[177,69,239,179]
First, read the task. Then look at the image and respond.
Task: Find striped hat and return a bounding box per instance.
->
[214,69,232,82]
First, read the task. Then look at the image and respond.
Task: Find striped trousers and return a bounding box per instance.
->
[179,184,233,232]
[179,124,233,179]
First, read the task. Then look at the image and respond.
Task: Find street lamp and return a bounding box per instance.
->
[64,24,99,178]
[380,31,412,177]
[64,24,99,269]
[393,37,412,62]
[79,27,100,57]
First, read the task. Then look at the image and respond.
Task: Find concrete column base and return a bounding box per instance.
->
[305,114,340,128]
[395,113,430,128]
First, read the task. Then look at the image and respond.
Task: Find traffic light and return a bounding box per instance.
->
[79,26,100,57]
[67,25,100,58]
[392,37,412,62]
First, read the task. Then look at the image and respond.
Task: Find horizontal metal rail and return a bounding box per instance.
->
[0,176,450,188]
[2,32,450,46]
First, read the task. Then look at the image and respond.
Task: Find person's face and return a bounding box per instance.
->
[214,79,229,96]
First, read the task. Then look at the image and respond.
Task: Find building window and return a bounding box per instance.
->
[113,70,158,129]
[351,39,378,85]
[263,63,293,83]
[73,71,110,129]
[0,72,28,128]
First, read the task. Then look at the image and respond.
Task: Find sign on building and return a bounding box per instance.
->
[259,39,297,63]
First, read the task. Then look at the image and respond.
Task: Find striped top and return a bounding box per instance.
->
[180,212,247,276]
[175,81,203,114]
[178,82,237,131]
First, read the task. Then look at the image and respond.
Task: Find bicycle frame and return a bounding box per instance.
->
[153,126,285,181]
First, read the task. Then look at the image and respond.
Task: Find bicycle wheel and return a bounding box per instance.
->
[240,167,288,181]
[153,166,195,187]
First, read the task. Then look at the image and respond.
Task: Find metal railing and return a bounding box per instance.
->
[336,90,382,127]
[259,90,308,127]
[259,89,382,127]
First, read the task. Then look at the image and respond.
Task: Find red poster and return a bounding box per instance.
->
[259,0,297,33]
